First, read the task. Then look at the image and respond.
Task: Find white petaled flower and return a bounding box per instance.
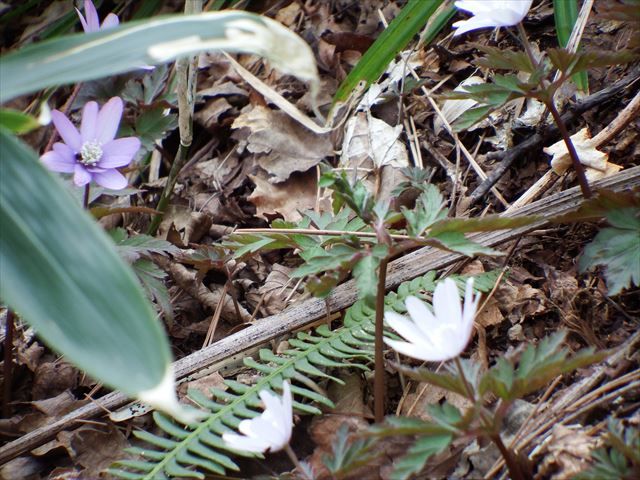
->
[452,0,533,36]
[384,278,481,362]
[222,381,293,453]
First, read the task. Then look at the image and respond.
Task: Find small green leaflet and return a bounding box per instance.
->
[579,208,640,295]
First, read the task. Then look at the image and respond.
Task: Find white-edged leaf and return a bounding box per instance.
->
[0,11,318,102]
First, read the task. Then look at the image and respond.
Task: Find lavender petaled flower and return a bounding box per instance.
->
[76,0,119,33]
[41,97,140,190]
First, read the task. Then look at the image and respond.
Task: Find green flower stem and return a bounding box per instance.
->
[284,443,311,480]
[516,22,540,71]
[454,357,531,480]
[147,0,202,235]
[516,22,592,199]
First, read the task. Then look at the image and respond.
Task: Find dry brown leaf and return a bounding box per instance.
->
[545,128,622,180]
[159,207,212,245]
[497,282,547,322]
[400,383,472,420]
[245,264,301,316]
[32,362,78,400]
[537,424,597,480]
[341,111,408,169]
[194,97,233,129]
[248,169,322,222]
[55,425,130,478]
[232,106,333,182]
[178,371,226,401]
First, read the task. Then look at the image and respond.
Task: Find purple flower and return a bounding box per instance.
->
[41,97,140,190]
[76,0,119,33]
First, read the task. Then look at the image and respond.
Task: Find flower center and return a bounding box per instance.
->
[79,141,103,166]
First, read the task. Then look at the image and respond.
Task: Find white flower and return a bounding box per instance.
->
[222,381,293,453]
[384,278,480,362]
[452,0,533,36]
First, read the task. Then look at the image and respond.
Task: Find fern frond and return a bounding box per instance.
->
[111,270,498,479]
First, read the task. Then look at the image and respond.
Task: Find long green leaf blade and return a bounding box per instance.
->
[333,0,444,103]
[553,0,588,91]
[0,128,170,396]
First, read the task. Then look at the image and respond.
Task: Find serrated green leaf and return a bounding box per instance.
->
[429,231,502,256]
[390,433,452,480]
[474,44,535,73]
[133,259,173,321]
[578,208,640,294]
[111,228,179,262]
[402,184,447,236]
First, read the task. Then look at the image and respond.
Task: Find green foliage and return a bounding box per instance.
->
[333,0,445,103]
[401,184,447,237]
[322,424,378,479]
[112,270,491,479]
[575,420,640,480]
[320,169,375,221]
[547,48,638,78]
[390,433,452,480]
[479,331,606,400]
[0,108,40,134]
[370,406,460,480]
[132,259,174,322]
[474,44,536,73]
[553,0,588,91]
[579,208,640,295]
[110,228,179,262]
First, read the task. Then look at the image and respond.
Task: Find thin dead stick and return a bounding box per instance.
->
[235,227,412,241]
[1,167,639,464]
[202,282,229,348]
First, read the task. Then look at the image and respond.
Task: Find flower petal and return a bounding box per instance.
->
[99,137,140,168]
[95,97,124,144]
[83,0,100,32]
[384,337,453,362]
[80,101,99,142]
[453,16,502,36]
[281,381,292,435]
[52,142,77,162]
[75,9,89,32]
[222,432,269,453]
[51,110,82,151]
[73,164,92,186]
[433,278,463,328]
[101,13,120,29]
[385,311,426,343]
[92,168,127,189]
[462,278,480,336]
[41,150,75,173]
[405,296,440,335]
